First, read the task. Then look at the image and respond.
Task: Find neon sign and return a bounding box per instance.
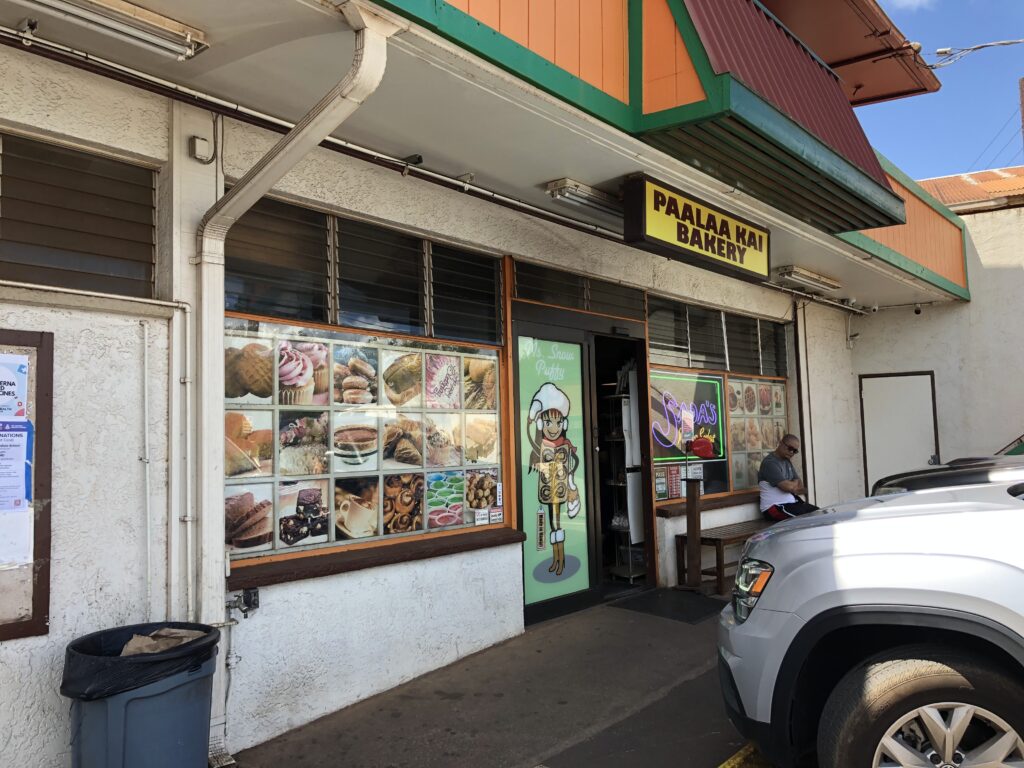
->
[650,371,725,462]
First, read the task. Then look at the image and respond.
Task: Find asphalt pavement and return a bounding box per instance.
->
[235,589,761,768]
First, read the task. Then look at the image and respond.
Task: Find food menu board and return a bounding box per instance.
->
[650,369,729,496]
[224,319,503,560]
[727,377,787,490]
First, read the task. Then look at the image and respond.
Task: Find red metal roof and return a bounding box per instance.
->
[683,0,890,188]
[919,166,1024,206]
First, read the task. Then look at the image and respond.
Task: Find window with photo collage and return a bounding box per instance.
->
[725,376,788,492]
[223,321,503,559]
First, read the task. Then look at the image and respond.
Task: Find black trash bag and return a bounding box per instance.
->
[60,622,220,701]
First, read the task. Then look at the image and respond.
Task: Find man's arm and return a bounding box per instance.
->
[762,459,805,494]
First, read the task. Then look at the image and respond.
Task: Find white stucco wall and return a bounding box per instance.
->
[798,302,864,505]
[0,298,170,767]
[853,212,1021,460]
[226,543,522,752]
[0,46,168,164]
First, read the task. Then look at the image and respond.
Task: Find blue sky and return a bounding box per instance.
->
[856,0,1024,180]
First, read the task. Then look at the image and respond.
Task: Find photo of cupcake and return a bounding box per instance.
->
[278,341,314,405]
[295,342,330,402]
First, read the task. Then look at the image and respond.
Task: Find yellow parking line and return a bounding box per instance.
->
[717,743,763,768]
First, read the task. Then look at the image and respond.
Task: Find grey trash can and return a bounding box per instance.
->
[60,621,220,768]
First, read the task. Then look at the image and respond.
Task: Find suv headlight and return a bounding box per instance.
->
[732,558,773,623]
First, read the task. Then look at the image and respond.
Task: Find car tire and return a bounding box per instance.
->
[817,644,1024,768]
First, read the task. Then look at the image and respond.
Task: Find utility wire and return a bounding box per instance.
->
[928,38,1024,68]
[984,126,1022,171]
[969,107,1020,171]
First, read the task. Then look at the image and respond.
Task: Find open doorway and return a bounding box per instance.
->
[593,335,652,598]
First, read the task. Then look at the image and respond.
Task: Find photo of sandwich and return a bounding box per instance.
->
[224,484,273,552]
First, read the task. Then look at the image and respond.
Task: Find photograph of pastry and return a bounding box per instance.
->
[381,413,424,470]
[225,411,273,478]
[382,473,424,534]
[278,411,329,476]
[277,479,329,547]
[465,468,500,515]
[731,454,748,490]
[335,476,378,540]
[334,346,378,406]
[759,384,772,415]
[747,452,763,485]
[224,337,274,403]
[332,412,379,473]
[761,419,774,451]
[461,414,499,464]
[424,413,462,467]
[425,354,462,410]
[773,384,785,415]
[729,417,745,453]
[426,471,465,529]
[743,383,757,414]
[277,341,315,405]
[463,357,497,410]
[745,417,762,451]
[381,350,422,408]
[294,341,331,404]
[728,382,742,415]
[224,484,273,552]
[773,419,787,447]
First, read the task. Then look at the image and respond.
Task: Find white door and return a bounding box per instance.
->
[861,373,939,494]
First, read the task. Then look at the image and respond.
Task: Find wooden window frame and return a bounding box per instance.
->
[0,330,53,641]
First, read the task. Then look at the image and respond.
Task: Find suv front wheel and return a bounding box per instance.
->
[817,645,1024,768]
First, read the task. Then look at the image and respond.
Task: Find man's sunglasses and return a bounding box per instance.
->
[782,442,799,455]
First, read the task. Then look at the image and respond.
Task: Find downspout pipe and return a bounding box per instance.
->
[189,1,403,624]
[195,2,402,264]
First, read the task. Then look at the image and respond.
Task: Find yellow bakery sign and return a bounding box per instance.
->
[623,176,769,280]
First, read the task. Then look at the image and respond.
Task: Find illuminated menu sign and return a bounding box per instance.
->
[650,369,729,498]
[624,175,770,281]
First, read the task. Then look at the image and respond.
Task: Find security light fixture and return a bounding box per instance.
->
[773,265,842,293]
[9,0,208,60]
[545,178,623,218]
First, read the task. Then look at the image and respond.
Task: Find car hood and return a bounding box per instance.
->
[745,482,1024,550]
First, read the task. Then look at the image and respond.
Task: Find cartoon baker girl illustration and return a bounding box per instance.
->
[527,382,581,576]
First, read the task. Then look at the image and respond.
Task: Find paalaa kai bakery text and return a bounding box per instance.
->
[651,191,764,266]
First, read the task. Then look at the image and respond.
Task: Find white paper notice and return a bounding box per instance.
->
[0,427,28,512]
[0,510,32,567]
[0,355,29,421]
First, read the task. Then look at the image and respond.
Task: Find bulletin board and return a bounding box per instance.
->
[0,331,53,641]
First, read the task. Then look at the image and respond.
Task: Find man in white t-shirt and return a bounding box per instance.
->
[758,434,819,522]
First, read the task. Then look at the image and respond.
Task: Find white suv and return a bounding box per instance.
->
[718,480,1024,768]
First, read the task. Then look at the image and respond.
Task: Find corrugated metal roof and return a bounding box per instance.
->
[683,0,889,188]
[919,166,1024,206]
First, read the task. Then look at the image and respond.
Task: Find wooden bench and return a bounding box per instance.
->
[676,520,771,595]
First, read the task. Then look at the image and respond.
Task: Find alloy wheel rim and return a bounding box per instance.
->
[872,702,1024,768]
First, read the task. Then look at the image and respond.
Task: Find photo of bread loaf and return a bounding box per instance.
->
[381,351,422,408]
[224,485,273,551]
[460,414,498,464]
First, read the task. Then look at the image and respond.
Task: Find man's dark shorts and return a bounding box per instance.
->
[762,500,819,522]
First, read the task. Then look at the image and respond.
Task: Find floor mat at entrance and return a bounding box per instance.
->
[609,588,725,624]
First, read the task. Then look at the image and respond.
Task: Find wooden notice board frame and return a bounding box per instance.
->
[0,330,53,641]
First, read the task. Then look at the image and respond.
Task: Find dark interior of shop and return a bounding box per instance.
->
[593,334,650,596]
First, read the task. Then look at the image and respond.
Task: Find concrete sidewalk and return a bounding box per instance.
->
[234,590,751,768]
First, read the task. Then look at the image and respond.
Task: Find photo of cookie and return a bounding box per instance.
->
[225,336,273,402]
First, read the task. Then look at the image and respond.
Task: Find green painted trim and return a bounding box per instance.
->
[372,0,635,129]
[727,79,906,225]
[628,0,643,132]
[838,231,971,300]
[664,0,720,87]
[875,152,967,233]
